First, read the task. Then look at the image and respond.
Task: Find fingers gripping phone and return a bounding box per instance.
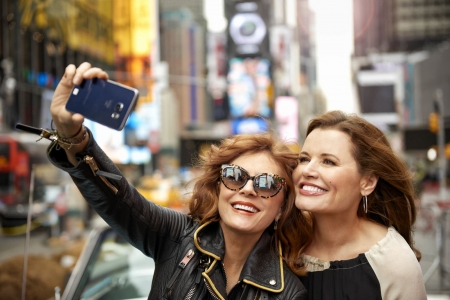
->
[65,78,139,131]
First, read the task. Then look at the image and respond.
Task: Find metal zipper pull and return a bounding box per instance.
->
[84,155,119,194]
[84,155,100,175]
[166,249,196,297]
[179,249,195,268]
[84,155,122,180]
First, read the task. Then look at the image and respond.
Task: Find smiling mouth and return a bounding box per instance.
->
[301,185,327,193]
[232,204,259,213]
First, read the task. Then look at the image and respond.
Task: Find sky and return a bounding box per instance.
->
[310,0,356,113]
[204,0,357,113]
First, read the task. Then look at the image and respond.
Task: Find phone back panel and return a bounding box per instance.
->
[65,79,139,130]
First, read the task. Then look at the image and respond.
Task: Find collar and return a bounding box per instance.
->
[193,221,285,293]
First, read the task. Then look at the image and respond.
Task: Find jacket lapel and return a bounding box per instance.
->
[194,222,285,295]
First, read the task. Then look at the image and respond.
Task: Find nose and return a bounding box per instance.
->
[239,179,258,196]
[302,161,319,178]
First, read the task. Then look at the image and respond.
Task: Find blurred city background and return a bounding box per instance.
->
[0,0,450,299]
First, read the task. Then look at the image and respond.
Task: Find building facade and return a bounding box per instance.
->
[0,0,115,131]
[354,0,450,56]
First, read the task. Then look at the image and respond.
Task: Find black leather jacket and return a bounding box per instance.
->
[48,131,307,300]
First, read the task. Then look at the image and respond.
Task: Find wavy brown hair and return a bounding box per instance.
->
[306,110,421,261]
[187,132,311,275]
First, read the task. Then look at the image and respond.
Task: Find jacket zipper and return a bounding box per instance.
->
[84,155,119,194]
[184,282,197,300]
[221,262,229,292]
[184,255,211,300]
[183,268,201,300]
[205,280,222,300]
[166,249,195,297]
[204,280,222,300]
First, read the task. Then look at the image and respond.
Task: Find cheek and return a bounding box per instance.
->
[327,176,356,196]
[217,193,228,216]
[218,185,234,203]
[292,166,302,182]
[218,183,228,196]
[270,195,285,214]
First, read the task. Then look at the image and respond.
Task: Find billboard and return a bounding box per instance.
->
[227,57,271,119]
[113,0,155,104]
[275,96,298,142]
[225,0,271,58]
[207,32,229,121]
[231,117,268,135]
[19,0,115,63]
[356,70,403,125]
[270,26,292,91]
[357,85,396,113]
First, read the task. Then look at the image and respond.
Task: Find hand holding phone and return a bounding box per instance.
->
[65,78,139,131]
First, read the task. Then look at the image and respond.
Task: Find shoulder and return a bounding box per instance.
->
[365,227,421,275]
[365,227,426,299]
[366,227,419,267]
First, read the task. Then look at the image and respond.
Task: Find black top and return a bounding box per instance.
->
[299,227,427,300]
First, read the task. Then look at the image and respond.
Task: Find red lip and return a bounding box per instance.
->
[230,201,260,213]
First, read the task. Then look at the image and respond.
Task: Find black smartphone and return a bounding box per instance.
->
[65,78,139,131]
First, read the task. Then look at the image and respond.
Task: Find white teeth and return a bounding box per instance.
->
[302,185,326,193]
[233,204,258,213]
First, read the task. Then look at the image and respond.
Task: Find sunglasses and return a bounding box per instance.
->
[220,164,286,198]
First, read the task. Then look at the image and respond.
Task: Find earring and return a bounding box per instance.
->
[274,219,279,230]
[363,195,368,214]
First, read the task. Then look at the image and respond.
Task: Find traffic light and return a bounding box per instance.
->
[429,112,439,133]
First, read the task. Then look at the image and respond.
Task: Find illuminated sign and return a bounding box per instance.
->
[229,12,266,55]
[227,57,271,119]
[226,0,270,58]
[231,117,268,134]
[275,96,298,142]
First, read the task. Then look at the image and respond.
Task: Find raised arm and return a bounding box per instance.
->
[50,62,108,165]
[47,63,194,261]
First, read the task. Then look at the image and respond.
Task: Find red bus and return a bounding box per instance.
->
[0,135,30,205]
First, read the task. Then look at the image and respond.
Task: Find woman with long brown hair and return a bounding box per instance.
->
[293,110,426,299]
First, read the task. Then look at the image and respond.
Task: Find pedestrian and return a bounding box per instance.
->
[46,62,309,299]
[293,110,426,299]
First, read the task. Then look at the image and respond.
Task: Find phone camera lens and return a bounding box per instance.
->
[115,103,124,112]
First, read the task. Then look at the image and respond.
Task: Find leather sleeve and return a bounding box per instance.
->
[47,128,196,263]
[295,288,308,300]
[283,265,308,300]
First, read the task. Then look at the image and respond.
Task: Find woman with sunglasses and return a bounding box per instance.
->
[293,110,426,299]
[46,63,309,299]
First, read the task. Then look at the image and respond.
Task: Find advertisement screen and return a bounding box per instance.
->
[231,117,268,135]
[227,57,271,119]
[275,96,298,142]
[225,0,270,58]
[358,84,396,113]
